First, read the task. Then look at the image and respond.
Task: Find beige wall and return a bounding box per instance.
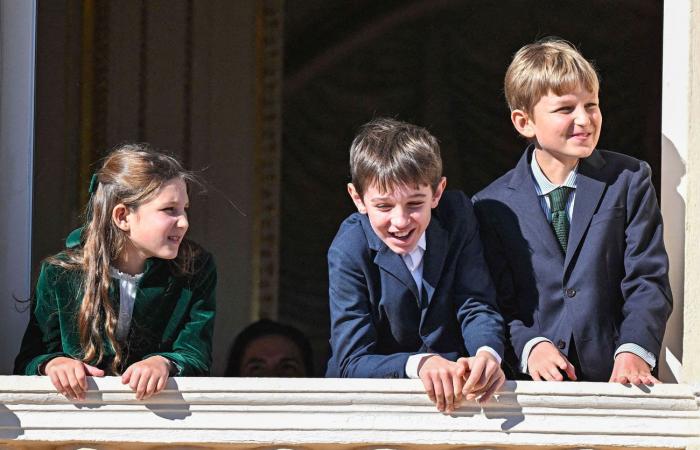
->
[681,0,700,383]
[661,0,700,384]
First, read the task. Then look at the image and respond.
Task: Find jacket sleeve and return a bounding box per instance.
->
[326,244,412,378]
[14,263,72,375]
[452,199,505,359]
[149,253,217,376]
[618,162,673,358]
[472,195,539,370]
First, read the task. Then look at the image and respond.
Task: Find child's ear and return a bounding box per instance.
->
[430,177,447,208]
[347,183,367,214]
[511,109,536,138]
[112,204,131,231]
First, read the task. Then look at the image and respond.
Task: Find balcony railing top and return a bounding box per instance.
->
[1,375,699,449]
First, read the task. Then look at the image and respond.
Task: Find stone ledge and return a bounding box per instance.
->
[1,376,698,449]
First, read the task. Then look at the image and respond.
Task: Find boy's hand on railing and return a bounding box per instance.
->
[461,352,505,403]
[610,352,659,385]
[43,356,105,401]
[121,355,171,400]
[528,341,577,381]
[418,355,467,413]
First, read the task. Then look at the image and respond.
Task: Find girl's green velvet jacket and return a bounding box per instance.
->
[14,244,216,376]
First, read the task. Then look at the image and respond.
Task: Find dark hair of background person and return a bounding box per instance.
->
[225,319,314,377]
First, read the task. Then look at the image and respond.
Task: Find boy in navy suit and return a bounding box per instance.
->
[473,39,672,383]
[326,118,505,412]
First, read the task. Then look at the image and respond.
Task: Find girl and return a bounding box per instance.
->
[14,144,216,401]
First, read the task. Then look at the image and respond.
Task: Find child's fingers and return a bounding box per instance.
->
[56,370,77,399]
[142,374,159,399]
[612,373,630,384]
[128,369,143,394]
[156,373,168,394]
[474,358,500,394]
[65,369,85,399]
[135,373,150,400]
[83,363,105,377]
[543,363,564,381]
[640,374,659,385]
[564,360,577,381]
[47,371,66,397]
[121,366,133,385]
[478,369,505,404]
[73,365,88,398]
[462,357,484,397]
[439,372,456,412]
[430,372,447,412]
[451,371,464,404]
[420,375,437,405]
[530,369,543,381]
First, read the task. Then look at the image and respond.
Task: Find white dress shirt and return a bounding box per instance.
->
[109,267,143,342]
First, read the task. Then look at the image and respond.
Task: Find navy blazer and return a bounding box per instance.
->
[326,191,504,378]
[472,148,672,381]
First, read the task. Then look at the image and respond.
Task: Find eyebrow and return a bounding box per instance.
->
[369,193,428,202]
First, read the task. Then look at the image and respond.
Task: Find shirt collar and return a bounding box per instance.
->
[530,149,578,196]
[109,266,144,282]
[402,231,427,272]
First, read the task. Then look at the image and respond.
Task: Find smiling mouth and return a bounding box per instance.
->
[167,235,183,243]
[389,229,414,241]
[571,132,591,139]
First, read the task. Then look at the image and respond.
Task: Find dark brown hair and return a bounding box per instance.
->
[349,117,442,197]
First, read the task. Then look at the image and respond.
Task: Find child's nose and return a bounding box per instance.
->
[178,213,189,229]
[574,106,591,125]
[390,209,410,227]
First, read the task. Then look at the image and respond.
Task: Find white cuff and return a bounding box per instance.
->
[614,343,656,369]
[476,346,502,364]
[406,353,435,378]
[521,337,552,374]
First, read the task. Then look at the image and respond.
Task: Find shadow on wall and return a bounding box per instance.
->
[659,133,686,383]
[145,379,192,420]
[0,404,22,440]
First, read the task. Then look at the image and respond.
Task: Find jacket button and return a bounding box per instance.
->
[557,340,566,349]
[565,288,576,298]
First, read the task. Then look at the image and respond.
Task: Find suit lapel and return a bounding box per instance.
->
[506,149,563,262]
[422,216,448,306]
[362,216,420,302]
[565,150,607,270]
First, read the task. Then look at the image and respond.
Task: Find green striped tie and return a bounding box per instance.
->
[548,187,572,253]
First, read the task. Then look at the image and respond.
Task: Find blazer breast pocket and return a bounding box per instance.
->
[591,206,625,226]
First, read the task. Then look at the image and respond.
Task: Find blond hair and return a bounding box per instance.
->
[350,117,442,196]
[504,38,599,115]
[47,144,199,374]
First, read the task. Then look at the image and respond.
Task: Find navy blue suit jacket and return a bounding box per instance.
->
[325,191,504,378]
[472,148,672,381]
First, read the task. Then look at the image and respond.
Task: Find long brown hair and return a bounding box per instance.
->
[48,144,198,374]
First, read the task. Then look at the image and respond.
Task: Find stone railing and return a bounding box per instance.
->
[1,376,699,449]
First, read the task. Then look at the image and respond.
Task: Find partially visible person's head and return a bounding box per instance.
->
[504,38,599,116]
[226,319,313,377]
[347,118,446,255]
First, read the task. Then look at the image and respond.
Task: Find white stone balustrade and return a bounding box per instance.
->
[1,376,699,449]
